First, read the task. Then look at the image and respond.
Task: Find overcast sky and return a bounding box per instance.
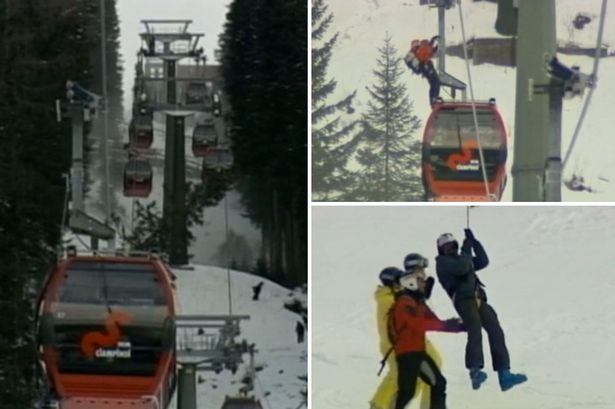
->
[117,0,231,118]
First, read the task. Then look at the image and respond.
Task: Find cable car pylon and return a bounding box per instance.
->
[57,81,115,249]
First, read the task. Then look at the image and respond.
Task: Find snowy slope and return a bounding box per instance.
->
[312,205,615,409]
[325,0,615,201]
[172,265,307,409]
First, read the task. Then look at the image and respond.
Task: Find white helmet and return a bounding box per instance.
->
[437,233,457,248]
[398,271,420,291]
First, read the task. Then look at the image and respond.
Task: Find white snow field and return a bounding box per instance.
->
[312,205,615,409]
[171,265,307,409]
[324,0,615,201]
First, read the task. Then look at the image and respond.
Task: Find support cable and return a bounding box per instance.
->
[224,193,233,315]
[562,0,608,170]
[457,0,492,199]
[100,0,113,246]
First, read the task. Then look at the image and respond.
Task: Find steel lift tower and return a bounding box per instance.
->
[137,20,210,265]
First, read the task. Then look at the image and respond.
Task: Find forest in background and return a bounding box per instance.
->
[0,0,306,405]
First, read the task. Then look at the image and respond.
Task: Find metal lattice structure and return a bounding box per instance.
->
[175,315,251,409]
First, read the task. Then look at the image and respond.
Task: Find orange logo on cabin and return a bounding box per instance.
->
[81,312,132,358]
[447,140,479,171]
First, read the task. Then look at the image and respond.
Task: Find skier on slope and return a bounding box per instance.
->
[404,36,441,106]
[388,254,465,409]
[435,229,527,391]
[370,261,443,409]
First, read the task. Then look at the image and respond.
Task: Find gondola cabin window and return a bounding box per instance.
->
[427,109,505,182]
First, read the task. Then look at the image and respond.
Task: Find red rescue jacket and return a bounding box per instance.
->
[412,40,436,63]
[388,291,448,355]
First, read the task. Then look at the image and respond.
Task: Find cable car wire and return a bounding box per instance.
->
[457,0,492,199]
[562,0,608,171]
[224,193,233,315]
[255,373,273,409]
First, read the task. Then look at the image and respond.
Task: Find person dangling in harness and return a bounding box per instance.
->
[387,254,465,409]
[404,35,441,107]
[435,229,527,391]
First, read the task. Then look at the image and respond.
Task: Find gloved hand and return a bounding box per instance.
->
[424,276,435,299]
[461,237,473,254]
[464,228,475,241]
[443,317,466,332]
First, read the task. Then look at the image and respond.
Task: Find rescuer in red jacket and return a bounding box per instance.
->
[404,35,441,106]
[389,254,465,409]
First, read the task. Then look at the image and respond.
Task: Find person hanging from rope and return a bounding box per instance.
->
[404,35,441,107]
[435,230,527,391]
[370,261,443,409]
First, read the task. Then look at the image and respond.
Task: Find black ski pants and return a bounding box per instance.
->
[394,351,446,409]
[454,297,510,371]
[419,62,441,104]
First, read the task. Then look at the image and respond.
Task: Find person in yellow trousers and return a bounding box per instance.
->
[369,259,443,409]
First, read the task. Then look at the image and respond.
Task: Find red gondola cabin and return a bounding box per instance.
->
[203,146,234,170]
[124,158,153,198]
[129,115,154,151]
[36,252,177,409]
[422,100,508,201]
[192,123,218,157]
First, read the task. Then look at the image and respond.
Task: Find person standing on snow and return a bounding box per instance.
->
[370,259,443,409]
[295,321,305,343]
[389,255,465,409]
[435,229,527,391]
[404,36,441,106]
[252,281,264,301]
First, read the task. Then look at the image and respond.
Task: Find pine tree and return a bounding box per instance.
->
[311,0,359,201]
[344,35,424,202]
[0,0,103,404]
[221,0,306,286]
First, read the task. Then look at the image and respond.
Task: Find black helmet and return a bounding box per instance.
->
[379,266,403,287]
[403,253,429,272]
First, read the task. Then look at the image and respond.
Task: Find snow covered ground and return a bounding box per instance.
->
[172,265,307,409]
[312,205,615,409]
[325,0,615,201]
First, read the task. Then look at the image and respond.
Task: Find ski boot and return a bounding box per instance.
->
[469,367,487,390]
[498,369,528,391]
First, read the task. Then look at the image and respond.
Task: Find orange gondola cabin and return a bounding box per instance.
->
[123,158,153,198]
[37,251,177,409]
[422,100,508,201]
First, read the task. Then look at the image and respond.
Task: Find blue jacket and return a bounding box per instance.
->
[435,238,489,301]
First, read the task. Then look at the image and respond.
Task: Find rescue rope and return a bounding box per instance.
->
[457,0,492,199]
[562,0,608,171]
[466,206,470,228]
